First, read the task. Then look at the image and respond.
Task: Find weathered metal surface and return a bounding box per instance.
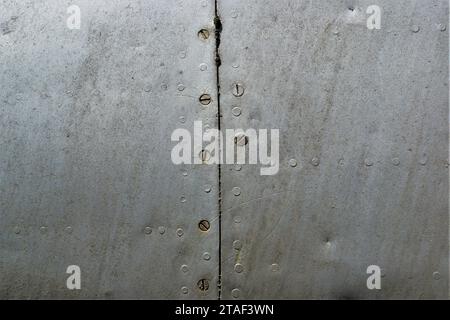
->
[218,0,449,299]
[0,0,448,300]
[0,0,219,299]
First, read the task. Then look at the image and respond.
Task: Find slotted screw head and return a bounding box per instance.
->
[234,133,248,146]
[199,94,212,105]
[197,279,209,291]
[198,29,210,40]
[199,149,211,162]
[232,82,245,97]
[199,220,210,232]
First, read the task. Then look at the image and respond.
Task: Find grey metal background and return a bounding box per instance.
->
[0,0,219,299]
[0,0,448,300]
[219,0,449,299]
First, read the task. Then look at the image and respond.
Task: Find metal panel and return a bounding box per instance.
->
[218,0,449,299]
[0,0,219,299]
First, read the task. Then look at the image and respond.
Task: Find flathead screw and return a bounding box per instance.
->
[199,94,212,105]
[198,29,210,40]
[234,133,248,146]
[199,220,210,232]
[197,279,209,291]
[232,82,245,97]
[199,149,211,162]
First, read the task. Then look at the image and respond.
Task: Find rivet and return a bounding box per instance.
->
[233,240,242,250]
[419,156,428,166]
[199,220,210,232]
[234,133,248,146]
[179,116,186,124]
[199,94,212,105]
[181,265,189,273]
[179,51,186,59]
[338,158,345,166]
[180,196,187,203]
[271,263,280,272]
[197,279,209,291]
[144,226,152,235]
[439,23,447,31]
[232,106,242,117]
[332,28,340,36]
[231,11,238,18]
[392,158,400,166]
[289,159,298,167]
[39,226,48,234]
[161,83,168,90]
[234,216,242,224]
[158,226,166,235]
[231,288,241,298]
[65,226,73,234]
[204,185,212,193]
[365,159,373,167]
[14,226,21,234]
[232,82,245,97]
[181,286,189,294]
[411,25,420,33]
[311,157,320,166]
[182,170,188,177]
[143,85,152,93]
[232,187,241,196]
[234,164,242,171]
[203,252,211,261]
[232,63,240,68]
[177,84,185,91]
[176,228,184,237]
[198,29,210,40]
[433,271,441,280]
[199,63,208,71]
[234,263,244,273]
